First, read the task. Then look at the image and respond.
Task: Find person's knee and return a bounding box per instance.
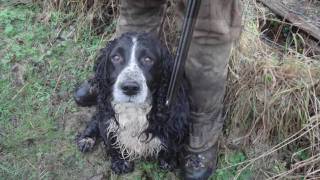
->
[116,0,166,35]
[177,0,242,44]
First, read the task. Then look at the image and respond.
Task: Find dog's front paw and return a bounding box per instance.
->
[76,136,96,153]
[159,158,177,171]
[111,159,134,174]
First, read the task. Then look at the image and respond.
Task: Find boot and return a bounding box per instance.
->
[182,144,218,180]
[74,80,98,107]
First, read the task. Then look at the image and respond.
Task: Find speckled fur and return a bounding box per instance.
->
[107,103,163,160]
[76,32,190,174]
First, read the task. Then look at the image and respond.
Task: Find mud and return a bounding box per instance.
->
[11,63,26,87]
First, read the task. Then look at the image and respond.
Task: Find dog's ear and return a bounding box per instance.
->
[145,44,190,152]
[94,40,117,121]
[94,39,117,96]
[155,44,173,106]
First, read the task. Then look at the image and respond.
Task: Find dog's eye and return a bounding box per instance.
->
[111,55,123,63]
[142,57,153,65]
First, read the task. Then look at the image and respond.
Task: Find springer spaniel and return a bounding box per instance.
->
[76,32,190,174]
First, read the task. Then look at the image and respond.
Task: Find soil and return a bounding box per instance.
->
[11,63,26,87]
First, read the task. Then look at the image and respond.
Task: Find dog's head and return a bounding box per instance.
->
[95,32,189,150]
[95,32,171,105]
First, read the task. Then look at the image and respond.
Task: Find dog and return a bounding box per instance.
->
[76,32,190,174]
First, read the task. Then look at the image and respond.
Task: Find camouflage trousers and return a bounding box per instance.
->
[116,0,242,152]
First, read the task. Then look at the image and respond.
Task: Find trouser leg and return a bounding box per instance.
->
[176,0,242,152]
[116,0,167,36]
[176,0,242,179]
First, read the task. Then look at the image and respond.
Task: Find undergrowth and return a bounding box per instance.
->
[1,0,319,180]
[0,2,105,179]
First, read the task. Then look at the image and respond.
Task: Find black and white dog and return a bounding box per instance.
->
[76,32,190,174]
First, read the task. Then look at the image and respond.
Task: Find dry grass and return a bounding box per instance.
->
[37,0,119,39]
[31,0,320,178]
[36,0,179,48]
[224,1,320,179]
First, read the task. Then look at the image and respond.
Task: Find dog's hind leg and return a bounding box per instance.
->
[76,114,99,152]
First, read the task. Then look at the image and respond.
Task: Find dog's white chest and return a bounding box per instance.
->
[107,103,163,159]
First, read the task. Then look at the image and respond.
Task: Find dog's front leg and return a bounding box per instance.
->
[98,120,134,174]
[158,149,178,171]
[76,114,99,152]
[107,137,134,175]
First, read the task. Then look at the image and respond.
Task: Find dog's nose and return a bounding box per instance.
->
[121,81,140,96]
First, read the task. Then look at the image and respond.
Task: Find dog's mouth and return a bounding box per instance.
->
[115,93,150,104]
[128,97,139,103]
[128,97,135,103]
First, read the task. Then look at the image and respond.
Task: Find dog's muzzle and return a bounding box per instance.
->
[113,65,150,104]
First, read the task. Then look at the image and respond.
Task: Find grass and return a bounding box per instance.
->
[0,2,182,180]
[0,2,106,179]
[223,1,320,179]
[1,0,319,180]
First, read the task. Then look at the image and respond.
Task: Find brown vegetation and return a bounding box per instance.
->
[37,0,320,178]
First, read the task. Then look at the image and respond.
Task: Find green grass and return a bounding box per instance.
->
[211,152,252,180]
[0,2,256,180]
[0,3,104,179]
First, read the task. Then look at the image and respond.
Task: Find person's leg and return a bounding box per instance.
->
[175,0,242,179]
[116,0,166,36]
[74,0,166,106]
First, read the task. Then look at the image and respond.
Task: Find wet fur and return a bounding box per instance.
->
[107,103,163,160]
[76,32,190,174]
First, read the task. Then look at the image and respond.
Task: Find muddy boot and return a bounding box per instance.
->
[182,144,218,180]
[182,109,226,180]
[175,0,242,179]
[181,105,227,179]
[74,79,98,107]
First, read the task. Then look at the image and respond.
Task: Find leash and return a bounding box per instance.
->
[165,0,202,106]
